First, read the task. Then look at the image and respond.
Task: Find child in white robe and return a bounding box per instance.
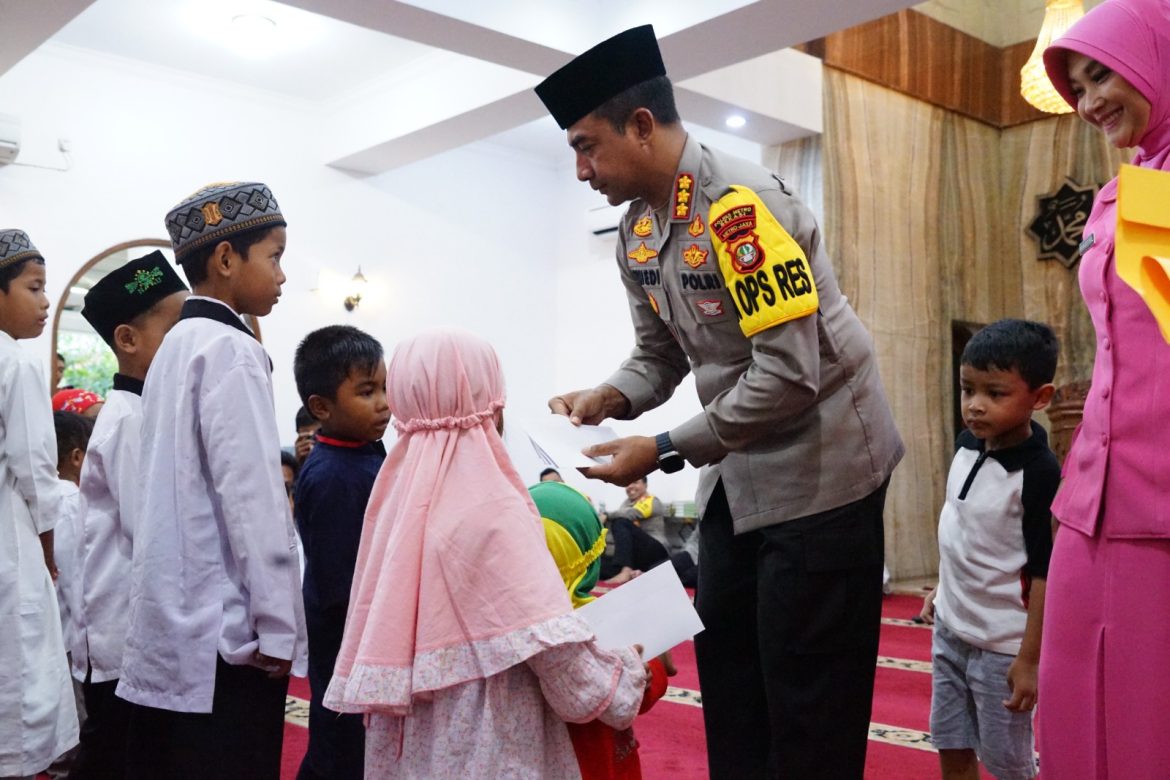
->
[46,410,93,780]
[117,184,306,780]
[72,251,188,777]
[0,229,79,778]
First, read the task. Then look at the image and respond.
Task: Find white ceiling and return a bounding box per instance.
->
[3,0,924,172]
[50,0,437,102]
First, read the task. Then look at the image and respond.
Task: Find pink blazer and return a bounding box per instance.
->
[1052,178,1170,538]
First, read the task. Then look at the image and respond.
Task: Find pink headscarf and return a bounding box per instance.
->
[324,329,588,715]
[1044,0,1170,169]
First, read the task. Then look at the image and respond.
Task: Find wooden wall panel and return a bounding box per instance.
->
[1002,116,1130,384]
[803,9,1052,128]
[776,69,1128,580]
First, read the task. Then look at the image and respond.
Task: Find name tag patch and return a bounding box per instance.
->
[710,185,819,337]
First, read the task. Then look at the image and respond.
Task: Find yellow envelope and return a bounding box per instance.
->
[1117,163,1170,343]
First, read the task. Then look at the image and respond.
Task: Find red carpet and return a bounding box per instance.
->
[278,592,1003,778]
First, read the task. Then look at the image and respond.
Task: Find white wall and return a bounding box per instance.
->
[0,43,721,508]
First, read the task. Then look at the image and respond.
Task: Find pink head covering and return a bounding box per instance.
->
[1044,0,1170,168]
[323,329,589,715]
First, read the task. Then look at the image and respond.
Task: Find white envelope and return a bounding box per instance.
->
[526,415,618,470]
[577,561,705,660]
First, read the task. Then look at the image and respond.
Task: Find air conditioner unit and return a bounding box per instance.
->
[0,114,20,165]
[586,203,625,236]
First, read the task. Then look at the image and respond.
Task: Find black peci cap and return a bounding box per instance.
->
[82,251,188,347]
[535,25,666,129]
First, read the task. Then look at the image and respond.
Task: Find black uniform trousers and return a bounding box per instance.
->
[72,674,131,779]
[123,657,290,780]
[599,516,669,579]
[694,479,888,779]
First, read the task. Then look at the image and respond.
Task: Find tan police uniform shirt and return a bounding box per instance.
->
[604,135,904,534]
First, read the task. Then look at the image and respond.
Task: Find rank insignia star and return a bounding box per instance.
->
[1026,178,1097,268]
[682,243,709,269]
[688,214,705,237]
[672,171,695,221]
[627,242,659,265]
[633,215,653,237]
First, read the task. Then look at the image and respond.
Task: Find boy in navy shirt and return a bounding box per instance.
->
[293,325,389,780]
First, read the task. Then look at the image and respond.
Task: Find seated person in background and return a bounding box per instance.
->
[295,405,321,466]
[608,477,668,548]
[293,325,389,780]
[599,477,670,585]
[540,467,565,483]
[52,388,104,420]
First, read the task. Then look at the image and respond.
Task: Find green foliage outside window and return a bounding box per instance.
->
[58,331,116,398]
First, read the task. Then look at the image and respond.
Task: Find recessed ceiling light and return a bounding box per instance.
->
[229,14,279,57]
[725,115,747,129]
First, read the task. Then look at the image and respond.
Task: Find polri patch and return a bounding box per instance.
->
[709,185,819,337]
[633,215,653,237]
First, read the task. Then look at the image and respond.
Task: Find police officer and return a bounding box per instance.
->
[536,26,904,780]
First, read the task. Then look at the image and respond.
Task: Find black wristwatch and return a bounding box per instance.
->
[655,432,685,473]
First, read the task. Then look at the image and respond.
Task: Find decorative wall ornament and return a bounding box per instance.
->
[1027,178,1097,268]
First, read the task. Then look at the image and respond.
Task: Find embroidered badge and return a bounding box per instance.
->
[125,267,165,295]
[709,185,819,338]
[672,172,695,221]
[633,215,653,237]
[647,291,660,315]
[682,243,709,269]
[697,299,724,317]
[712,204,765,273]
[688,214,705,237]
[201,202,224,227]
[627,242,659,265]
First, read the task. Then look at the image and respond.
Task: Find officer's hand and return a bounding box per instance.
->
[549,385,630,426]
[581,436,658,485]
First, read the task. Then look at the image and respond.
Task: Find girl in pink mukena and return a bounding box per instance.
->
[323,329,646,778]
[1039,1,1170,777]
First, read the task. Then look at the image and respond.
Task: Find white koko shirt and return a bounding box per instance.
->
[73,381,143,683]
[0,331,78,775]
[117,297,306,714]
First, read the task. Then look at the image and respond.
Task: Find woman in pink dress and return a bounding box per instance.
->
[1039,2,1170,777]
[323,329,646,778]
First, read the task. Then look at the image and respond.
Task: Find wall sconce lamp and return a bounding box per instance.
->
[1019,0,1084,114]
[344,267,367,312]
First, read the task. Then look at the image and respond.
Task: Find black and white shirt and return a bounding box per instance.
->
[935,421,1059,655]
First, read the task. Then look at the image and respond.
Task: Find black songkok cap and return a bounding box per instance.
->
[535,25,666,130]
[82,251,189,348]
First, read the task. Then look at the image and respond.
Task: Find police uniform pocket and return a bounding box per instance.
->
[761,525,882,656]
[678,263,732,324]
[795,530,881,654]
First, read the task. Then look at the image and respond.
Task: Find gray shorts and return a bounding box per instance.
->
[930,620,1036,779]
